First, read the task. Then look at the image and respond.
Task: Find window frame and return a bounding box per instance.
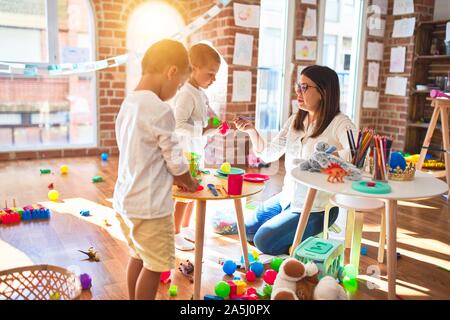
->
[0,0,98,152]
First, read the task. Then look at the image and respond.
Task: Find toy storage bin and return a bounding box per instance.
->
[0,264,82,300]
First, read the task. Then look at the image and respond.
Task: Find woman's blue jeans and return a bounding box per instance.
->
[245,194,339,255]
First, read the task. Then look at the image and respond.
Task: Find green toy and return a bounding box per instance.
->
[92,175,103,183]
[211,117,221,127]
[351,180,391,194]
[214,281,230,298]
[263,284,272,296]
[343,264,358,280]
[270,257,284,272]
[169,285,178,297]
[293,236,344,280]
[40,169,51,174]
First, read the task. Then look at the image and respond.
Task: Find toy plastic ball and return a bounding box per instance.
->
[160,270,171,283]
[219,121,230,136]
[246,287,257,295]
[270,257,284,272]
[343,264,358,280]
[222,260,237,275]
[245,270,256,282]
[220,162,231,173]
[211,117,221,127]
[60,165,69,174]
[214,281,230,298]
[101,152,109,161]
[263,269,278,285]
[342,277,358,294]
[249,261,264,277]
[48,190,59,202]
[389,152,407,170]
[80,273,92,290]
[361,246,368,255]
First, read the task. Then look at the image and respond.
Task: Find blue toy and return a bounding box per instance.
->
[361,246,368,256]
[204,294,224,300]
[240,254,255,264]
[80,210,91,217]
[389,152,407,170]
[249,261,264,277]
[101,152,109,161]
[222,260,237,275]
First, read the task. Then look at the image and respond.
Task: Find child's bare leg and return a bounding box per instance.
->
[126,257,143,300]
[135,268,161,300]
[181,201,195,228]
[174,201,188,234]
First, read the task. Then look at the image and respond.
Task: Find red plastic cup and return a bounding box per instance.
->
[228,174,243,196]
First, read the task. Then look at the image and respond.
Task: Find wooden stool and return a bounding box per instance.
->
[324,194,386,269]
[416,98,450,199]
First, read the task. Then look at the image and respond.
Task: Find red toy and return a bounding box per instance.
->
[263,269,278,285]
[246,287,257,295]
[321,163,348,183]
[219,121,230,136]
[245,270,256,282]
[160,270,171,283]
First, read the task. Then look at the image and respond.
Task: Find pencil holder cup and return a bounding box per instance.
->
[186,152,201,178]
[372,150,388,182]
[228,174,243,196]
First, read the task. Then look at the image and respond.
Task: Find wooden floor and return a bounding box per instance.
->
[0,156,449,300]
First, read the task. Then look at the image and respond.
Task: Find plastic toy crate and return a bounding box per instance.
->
[293,237,344,279]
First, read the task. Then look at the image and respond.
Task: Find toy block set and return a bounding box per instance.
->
[0,200,50,225]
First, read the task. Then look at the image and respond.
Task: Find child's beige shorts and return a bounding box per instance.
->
[115,213,175,272]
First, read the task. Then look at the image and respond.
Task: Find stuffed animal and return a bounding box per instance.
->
[294,142,361,181]
[271,258,348,300]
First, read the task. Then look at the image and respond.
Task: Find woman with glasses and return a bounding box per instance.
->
[233,65,356,255]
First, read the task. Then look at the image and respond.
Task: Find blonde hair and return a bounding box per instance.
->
[189,43,221,67]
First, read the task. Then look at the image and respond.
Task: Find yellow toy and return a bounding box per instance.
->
[405,154,420,164]
[220,162,231,173]
[234,280,247,295]
[48,190,59,202]
[60,165,69,174]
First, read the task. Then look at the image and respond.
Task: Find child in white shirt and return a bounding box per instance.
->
[172,43,222,250]
[113,39,199,300]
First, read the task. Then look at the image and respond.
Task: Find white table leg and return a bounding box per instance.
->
[234,198,250,270]
[386,199,398,300]
[291,188,317,256]
[350,211,364,271]
[345,209,355,249]
[193,200,206,300]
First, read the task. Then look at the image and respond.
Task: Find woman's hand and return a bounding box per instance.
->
[233,117,255,133]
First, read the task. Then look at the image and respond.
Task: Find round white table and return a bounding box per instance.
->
[290,169,448,300]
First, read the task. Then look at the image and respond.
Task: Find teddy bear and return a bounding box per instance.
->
[271,258,348,300]
[293,141,362,181]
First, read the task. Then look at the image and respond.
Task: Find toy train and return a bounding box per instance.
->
[0,203,50,225]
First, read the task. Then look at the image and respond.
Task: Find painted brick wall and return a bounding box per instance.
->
[359,0,435,151]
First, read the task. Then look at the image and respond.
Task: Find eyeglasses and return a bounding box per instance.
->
[296,83,319,93]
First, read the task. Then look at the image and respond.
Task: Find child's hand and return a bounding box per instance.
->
[233,117,254,133]
[174,171,200,193]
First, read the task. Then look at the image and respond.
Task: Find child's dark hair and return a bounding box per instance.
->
[293,65,341,137]
[189,43,221,67]
[141,39,189,75]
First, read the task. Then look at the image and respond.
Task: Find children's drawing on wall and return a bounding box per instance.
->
[295,40,317,61]
[367,62,380,87]
[389,46,406,73]
[302,8,317,37]
[233,2,260,28]
[232,70,252,102]
[233,33,254,67]
[393,0,414,15]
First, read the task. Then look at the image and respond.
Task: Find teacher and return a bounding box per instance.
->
[234,65,356,255]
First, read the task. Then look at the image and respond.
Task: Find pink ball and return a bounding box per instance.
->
[246,270,256,282]
[263,269,278,285]
[160,270,171,283]
[246,287,257,295]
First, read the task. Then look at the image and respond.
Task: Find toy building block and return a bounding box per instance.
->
[230,294,249,300]
[204,294,224,300]
[80,210,91,217]
[234,280,247,295]
[40,169,51,174]
[92,175,103,183]
[226,280,237,296]
[169,285,178,297]
[248,294,258,300]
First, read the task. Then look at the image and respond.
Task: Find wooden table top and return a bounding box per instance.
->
[172,169,265,201]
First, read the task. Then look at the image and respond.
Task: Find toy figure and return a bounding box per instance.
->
[78,246,100,262]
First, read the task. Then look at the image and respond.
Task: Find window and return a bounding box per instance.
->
[325,0,340,23]
[323,35,338,69]
[126,2,185,92]
[256,0,290,131]
[0,0,96,151]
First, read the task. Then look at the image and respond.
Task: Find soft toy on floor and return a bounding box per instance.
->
[294,142,361,181]
[271,258,348,300]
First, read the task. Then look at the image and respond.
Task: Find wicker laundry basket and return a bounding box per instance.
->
[0,264,82,300]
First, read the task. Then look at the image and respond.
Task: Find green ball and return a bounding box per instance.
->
[343,264,358,279]
[270,257,284,272]
[214,281,230,298]
[211,117,221,127]
[263,284,272,296]
[342,277,358,294]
